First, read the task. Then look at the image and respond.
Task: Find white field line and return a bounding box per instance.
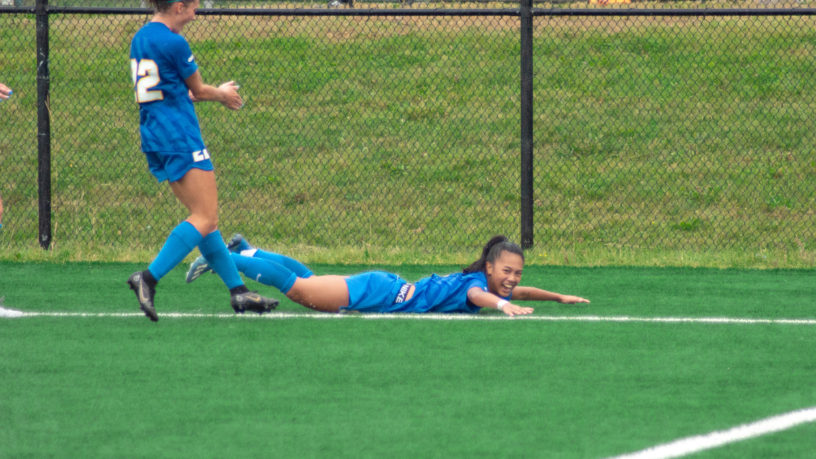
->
[607,406,816,459]
[1,307,816,324]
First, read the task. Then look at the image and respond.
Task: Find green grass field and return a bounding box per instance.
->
[2,8,815,456]
[2,261,815,457]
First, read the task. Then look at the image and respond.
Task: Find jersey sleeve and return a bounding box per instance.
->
[466,273,512,301]
[169,36,199,81]
[463,275,489,295]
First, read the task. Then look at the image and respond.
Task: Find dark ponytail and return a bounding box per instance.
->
[463,235,524,274]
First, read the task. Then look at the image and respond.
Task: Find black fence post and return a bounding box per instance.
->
[520,0,534,249]
[36,0,51,249]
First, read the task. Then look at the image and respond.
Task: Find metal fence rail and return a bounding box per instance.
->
[2,1,815,264]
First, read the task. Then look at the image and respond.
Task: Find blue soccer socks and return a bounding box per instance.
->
[250,249,314,279]
[148,221,203,281]
[198,230,245,290]
[231,255,298,294]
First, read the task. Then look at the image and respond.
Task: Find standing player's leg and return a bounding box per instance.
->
[126,218,202,321]
[169,168,278,314]
[128,156,209,321]
[128,168,276,321]
[169,168,240,286]
[127,218,204,320]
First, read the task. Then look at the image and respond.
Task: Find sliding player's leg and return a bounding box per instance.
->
[227,234,313,278]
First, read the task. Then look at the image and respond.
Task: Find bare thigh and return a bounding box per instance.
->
[169,168,219,235]
[286,275,349,313]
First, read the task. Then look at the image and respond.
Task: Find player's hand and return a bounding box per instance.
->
[558,295,590,304]
[502,303,534,317]
[0,83,11,100]
[218,81,243,110]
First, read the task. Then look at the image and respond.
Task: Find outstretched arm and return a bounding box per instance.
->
[467,287,534,317]
[512,286,590,304]
[467,286,588,317]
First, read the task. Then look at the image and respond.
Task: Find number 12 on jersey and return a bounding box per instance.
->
[130,59,163,103]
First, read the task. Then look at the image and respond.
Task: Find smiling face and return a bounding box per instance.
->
[176,0,199,30]
[156,0,199,33]
[485,250,524,298]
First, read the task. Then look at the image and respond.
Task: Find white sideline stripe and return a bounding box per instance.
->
[1,307,816,324]
[0,306,25,318]
[607,406,816,459]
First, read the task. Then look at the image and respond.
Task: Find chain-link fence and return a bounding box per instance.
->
[2,1,815,265]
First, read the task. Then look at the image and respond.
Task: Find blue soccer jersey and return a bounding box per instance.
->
[342,270,511,314]
[401,271,507,314]
[130,22,204,154]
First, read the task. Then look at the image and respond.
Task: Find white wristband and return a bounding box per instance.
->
[496,300,508,311]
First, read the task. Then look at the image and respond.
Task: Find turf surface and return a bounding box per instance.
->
[1,262,815,457]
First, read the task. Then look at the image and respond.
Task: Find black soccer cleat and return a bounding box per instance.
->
[127,271,158,322]
[231,291,279,314]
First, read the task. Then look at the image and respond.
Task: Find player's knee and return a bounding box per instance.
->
[286,290,316,310]
[286,286,305,304]
[192,213,218,235]
[286,288,338,313]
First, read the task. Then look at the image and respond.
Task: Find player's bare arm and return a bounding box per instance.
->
[467,287,534,317]
[512,286,590,304]
[185,71,242,110]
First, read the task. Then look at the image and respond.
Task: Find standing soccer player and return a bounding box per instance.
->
[128,0,278,321]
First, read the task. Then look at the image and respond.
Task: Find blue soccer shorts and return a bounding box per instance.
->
[144,149,214,183]
[342,271,408,313]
